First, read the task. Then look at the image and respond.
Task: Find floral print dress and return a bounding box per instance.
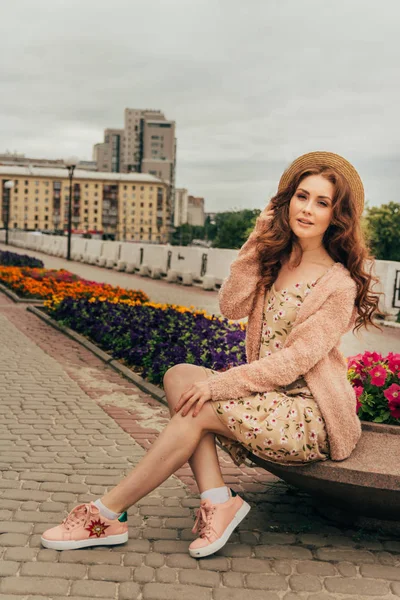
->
[203,279,330,467]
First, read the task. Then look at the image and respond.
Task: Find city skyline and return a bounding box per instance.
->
[1,0,400,213]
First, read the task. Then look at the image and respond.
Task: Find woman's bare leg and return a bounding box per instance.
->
[100,387,235,513]
[163,364,226,493]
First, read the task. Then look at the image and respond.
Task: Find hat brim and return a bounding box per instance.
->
[277,151,364,217]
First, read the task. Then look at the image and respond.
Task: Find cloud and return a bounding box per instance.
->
[1,0,399,211]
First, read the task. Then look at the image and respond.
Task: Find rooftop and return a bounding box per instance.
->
[0,165,164,184]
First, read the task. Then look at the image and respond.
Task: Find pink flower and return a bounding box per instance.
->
[384,383,400,403]
[388,399,400,419]
[363,351,384,367]
[368,364,387,387]
[387,352,400,374]
[354,385,364,399]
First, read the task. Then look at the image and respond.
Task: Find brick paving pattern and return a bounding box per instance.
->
[1,292,400,599]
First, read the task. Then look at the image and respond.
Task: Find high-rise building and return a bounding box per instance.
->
[93,128,125,173]
[94,109,176,182]
[94,108,176,239]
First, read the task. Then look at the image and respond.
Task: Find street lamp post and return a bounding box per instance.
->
[3,180,15,245]
[64,156,79,261]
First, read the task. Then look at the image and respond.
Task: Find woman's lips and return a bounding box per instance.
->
[297,219,313,227]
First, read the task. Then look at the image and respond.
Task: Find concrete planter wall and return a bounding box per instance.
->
[251,420,400,523]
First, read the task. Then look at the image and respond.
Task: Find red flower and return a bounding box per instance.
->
[387,352,400,374]
[384,383,400,403]
[388,399,400,419]
[347,354,364,374]
[363,351,384,367]
[353,386,363,413]
[368,364,387,387]
[354,385,364,399]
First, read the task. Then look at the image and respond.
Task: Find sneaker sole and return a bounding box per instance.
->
[188,501,251,558]
[40,532,128,551]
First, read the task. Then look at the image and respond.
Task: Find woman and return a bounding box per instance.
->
[41,151,382,558]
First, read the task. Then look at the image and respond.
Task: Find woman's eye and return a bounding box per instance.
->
[297,195,306,199]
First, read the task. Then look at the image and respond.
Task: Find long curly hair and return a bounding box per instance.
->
[253,165,384,335]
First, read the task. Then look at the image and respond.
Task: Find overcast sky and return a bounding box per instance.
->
[1,0,399,213]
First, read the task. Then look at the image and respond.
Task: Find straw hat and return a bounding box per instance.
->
[277,151,364,217]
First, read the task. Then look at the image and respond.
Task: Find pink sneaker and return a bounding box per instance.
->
[41,502,128,550]
[189,489,251,558]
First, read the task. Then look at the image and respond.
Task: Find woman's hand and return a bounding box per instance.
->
[174,380,212,417]
[254,201,275,233]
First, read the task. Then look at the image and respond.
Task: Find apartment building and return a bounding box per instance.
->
[93,128,125,173]
[174,188,205,227]
[0,152,97,171]
[0,166,170,243]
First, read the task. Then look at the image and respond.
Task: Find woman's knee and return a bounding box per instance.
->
[163,363,187,390]
[163,363,205,389]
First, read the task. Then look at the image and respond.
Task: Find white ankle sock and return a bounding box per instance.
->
[93,499,122,520]
[200,486,230,504]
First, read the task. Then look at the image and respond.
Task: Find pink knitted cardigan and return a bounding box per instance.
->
[208,216,362,461]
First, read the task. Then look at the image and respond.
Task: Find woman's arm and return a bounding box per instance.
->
[218,207,274,320]
[209,285,357,401]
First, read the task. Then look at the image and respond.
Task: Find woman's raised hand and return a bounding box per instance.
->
[255,201,275,229]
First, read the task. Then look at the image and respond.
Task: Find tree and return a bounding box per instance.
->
[365,201,400,261]
[212,209,261,249]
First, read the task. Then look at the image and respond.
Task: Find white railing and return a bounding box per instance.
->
[0,229,398,318]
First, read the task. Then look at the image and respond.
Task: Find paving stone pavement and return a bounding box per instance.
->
[1,295,400,600]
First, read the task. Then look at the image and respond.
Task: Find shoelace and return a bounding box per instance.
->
[191,500,216,540]
[62,503,91,531]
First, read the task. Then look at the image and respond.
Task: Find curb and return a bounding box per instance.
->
[27,305,168,408]
[0,283,44,305]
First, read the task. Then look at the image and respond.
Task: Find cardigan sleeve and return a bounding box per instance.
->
[218,214,270,320]
[208,285,357,401]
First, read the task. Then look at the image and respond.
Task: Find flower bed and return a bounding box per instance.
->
[45,296,246,384]
[0,250,44,268]
[348,351,400,425]
[0,266,148,303]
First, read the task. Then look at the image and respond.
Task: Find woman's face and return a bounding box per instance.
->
[289,174,334,246]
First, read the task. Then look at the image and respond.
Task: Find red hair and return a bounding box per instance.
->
[253,165,383,335]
